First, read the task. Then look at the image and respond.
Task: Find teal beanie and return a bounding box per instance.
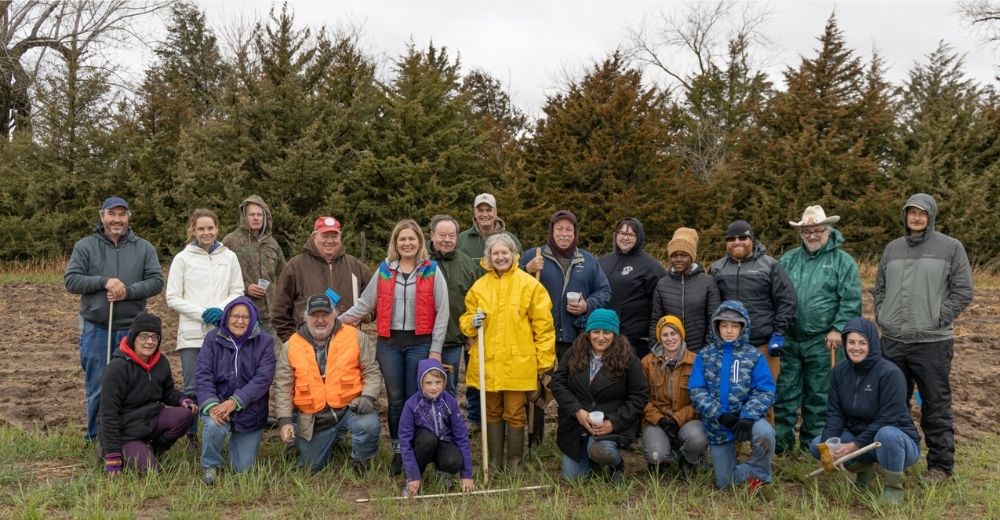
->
[585,308,620,335]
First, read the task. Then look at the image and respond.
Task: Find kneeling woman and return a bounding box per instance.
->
[550,309,649,482]
[809,317,920,503]
[99,312,199,474]
[196,297,276,485]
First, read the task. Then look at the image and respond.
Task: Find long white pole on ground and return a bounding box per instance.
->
[106,300,115,364]
[355,485,550,503]
[477,308,489,484]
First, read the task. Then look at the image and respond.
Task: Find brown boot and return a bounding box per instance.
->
[506,427,526,474]
[486,421,506,472]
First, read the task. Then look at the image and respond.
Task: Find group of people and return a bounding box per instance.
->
[64,190,972,502]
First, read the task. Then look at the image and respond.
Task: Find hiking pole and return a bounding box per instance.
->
[355,484,551,503]
[476,308,489,484]
[106,300,115,364]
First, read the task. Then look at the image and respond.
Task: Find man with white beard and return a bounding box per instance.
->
[775,205,861,454]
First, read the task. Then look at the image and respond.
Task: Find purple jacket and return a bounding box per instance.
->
[195,296,276,432]
[398,359,473,480]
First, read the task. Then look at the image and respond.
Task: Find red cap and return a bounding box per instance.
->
[313,216,342,233]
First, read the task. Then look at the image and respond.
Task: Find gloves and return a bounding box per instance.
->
[658,417,680,440]
[732,419,755,442]
[350,395,376,415]
[768,333,784,357]
[472,311,486,328]
[718,412,739,429]
[104,451,123,474]
[202,307,223,325]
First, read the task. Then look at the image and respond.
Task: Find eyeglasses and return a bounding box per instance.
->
[800,228,826,238]
[616,231,637,239]
[136,332,160,343]
[725,236,750,243]
[229,314,252,323]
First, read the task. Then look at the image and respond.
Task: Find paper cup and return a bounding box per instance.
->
[825,437,841,450]
[588,410,604,426]
[566,292,582,304]
[257,279,271,290]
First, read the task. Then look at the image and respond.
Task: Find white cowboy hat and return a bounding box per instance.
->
[789,205,840,227]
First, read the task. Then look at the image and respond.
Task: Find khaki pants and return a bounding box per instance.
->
[757,345,781,425]
[485,391,528,429]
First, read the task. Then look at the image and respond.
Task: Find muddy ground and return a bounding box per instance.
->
[0,282,995,440]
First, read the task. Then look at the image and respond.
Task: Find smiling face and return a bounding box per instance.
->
[244,203,265,233]
[395,228,420,260]
[552,218,575,250]
[589,329,615,356]
[669,251,692,273]
[615,222,637,253]
[800,225,829,253]
[725,235,752,260]
[306,309,335,340]
[906,206,929,234]
[489,243,514,274]
[431,220,458,253]
[659,325,682,354]
[226,304,252,338]
[313,230,341,261]
[717,320,742,342]
[475,203,497,232]
[193,216,218,248]
[421,371,446,400]
[845,331,870,363]
[101,207,129,241]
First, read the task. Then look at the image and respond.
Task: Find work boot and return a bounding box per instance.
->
[527,404,545,450]
[846,461,877,491]
[506,426,525,474]
[610,461,626,485]
[486,422,506,471]
[677,457,697,481]
[388,451,403,476]
[880,470,905,505]
[201,467,217,486]
[923,468,952,484]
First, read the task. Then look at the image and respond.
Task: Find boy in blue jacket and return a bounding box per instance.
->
[398,359,474,497]
[689,300,776,490]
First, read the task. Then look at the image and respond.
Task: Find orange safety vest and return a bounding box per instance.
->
[286,326,364,413]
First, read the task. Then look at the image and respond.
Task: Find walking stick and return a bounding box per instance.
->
[527,247,542,454]
[355,484,551,503]
[830,346,836,368]
[476,308,489,484]
[106,300,115,364]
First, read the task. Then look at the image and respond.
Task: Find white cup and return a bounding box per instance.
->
[566,292,582,304]
[257,279,271,290]
[588,410,604,426]
[825,437,841,451]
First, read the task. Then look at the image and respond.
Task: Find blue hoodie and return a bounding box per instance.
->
[398,359,473,480]
[821,317,920,446]
[688,300,776,445]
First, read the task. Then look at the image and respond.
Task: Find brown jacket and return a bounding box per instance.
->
[271,237,371,342]
[641,348,698,427]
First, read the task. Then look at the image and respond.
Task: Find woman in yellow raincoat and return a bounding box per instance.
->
[461,233,555,472]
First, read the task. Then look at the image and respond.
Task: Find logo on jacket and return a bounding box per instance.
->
[621,266,633,276]
[864,383,873,392]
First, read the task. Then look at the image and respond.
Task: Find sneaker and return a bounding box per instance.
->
[746,476,767,494]
[924,468,952,484]
[389,452,403,476]
[201,467,217,486]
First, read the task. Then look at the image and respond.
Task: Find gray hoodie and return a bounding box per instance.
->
[873,193,974,344]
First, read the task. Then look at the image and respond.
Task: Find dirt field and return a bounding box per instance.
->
[0,281,995,440]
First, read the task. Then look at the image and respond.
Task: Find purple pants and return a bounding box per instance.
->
[122,406,195,473]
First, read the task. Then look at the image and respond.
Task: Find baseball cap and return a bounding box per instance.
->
[473,193,496,209]
[314,216,341,233]
[306,294,334,315]
[101,197,129,211]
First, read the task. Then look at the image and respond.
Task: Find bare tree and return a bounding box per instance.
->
[960,0,1000,44]
[1,0,171,139]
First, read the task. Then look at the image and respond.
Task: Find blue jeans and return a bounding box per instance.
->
[296,410,381,472]
[200,419,264,472]
[808,427,920,472]
[464,349,480,423]
[709,419,775,488]
[79,319,128,440]
[440,343,464,398]
[376,340,430,441]
[562,436,622,481]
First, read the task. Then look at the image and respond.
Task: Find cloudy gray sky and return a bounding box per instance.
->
[162,1,997,117]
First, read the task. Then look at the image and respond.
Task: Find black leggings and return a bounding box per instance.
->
[412,429,463,476]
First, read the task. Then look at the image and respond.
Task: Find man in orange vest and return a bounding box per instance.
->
[273,294,383,472]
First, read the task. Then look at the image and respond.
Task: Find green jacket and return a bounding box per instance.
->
[456,217,522,261]
[221,195,286,324]
[428,243,483,345]
[779,229,861,340]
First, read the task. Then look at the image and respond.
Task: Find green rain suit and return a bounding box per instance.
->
[775,228,861,452]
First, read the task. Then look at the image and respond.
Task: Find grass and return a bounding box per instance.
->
[0,260,67,284]
[2,424,997,519]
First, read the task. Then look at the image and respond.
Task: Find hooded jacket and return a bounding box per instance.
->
[99,337,187,455]
[779,228,862,341]
[456,216,522,261]
[649,262,721,351]
[221,196,287,324]
[460,257,556,391]
[598,218,668,347]
[271,236,371,342]
[428,242,483,345]
[688,301,776,445]
[165,241,245,350]
[195,297,276,433]
[822,318,920,446]
[520,246,612,344]
[709,240,797,346]
[873,193,973,344]
[65,224,163,328]
[398,359,474,480]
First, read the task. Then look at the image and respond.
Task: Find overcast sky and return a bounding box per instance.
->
[144,1,997,117]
